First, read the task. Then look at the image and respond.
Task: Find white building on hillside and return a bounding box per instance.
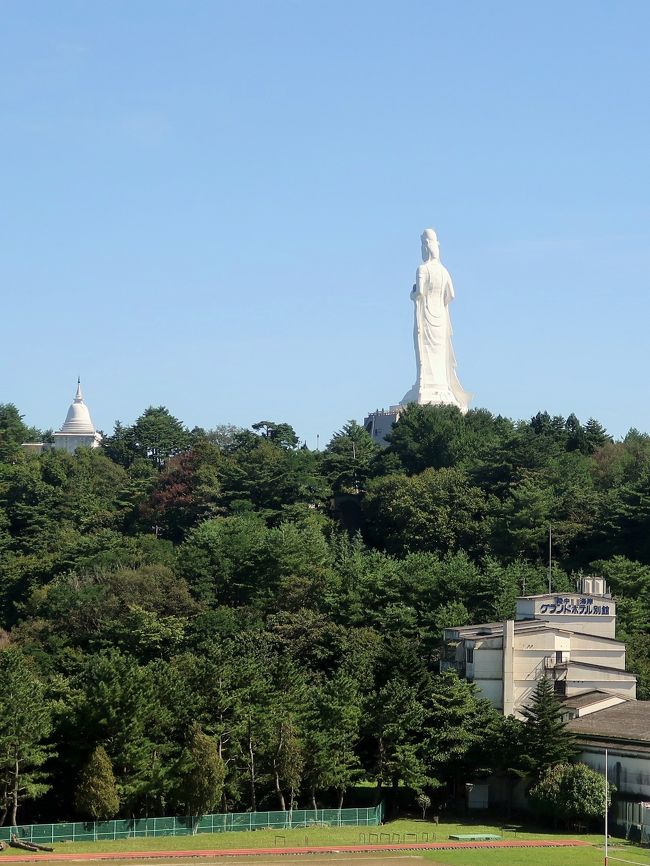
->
[53,380,102,453]
[446,576,650,825]
[442,576,636,719]
[364,406,403,444]
[23,380,102,455]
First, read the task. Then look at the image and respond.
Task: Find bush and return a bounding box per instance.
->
[529,762,613,825]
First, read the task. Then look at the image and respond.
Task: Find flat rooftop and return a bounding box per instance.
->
[444,620,623,644]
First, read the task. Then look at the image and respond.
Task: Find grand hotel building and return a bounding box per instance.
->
[443,576,649,831]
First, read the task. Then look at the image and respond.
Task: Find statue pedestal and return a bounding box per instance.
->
[402,383,469,413]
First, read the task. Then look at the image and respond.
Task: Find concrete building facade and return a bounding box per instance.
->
[442,576,636,719]
[445,576,649,825]
[363,406,402,445]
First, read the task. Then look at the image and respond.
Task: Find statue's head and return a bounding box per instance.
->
[421,228,439,262]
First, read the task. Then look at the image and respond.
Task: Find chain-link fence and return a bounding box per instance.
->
[1,804,384,845]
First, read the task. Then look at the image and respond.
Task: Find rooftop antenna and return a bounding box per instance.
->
[548,524,552,594]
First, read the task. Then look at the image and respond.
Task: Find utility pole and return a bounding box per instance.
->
[548,525,552,594]
[604,747,609,866]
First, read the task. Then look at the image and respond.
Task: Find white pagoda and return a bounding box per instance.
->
[52,380,102,454]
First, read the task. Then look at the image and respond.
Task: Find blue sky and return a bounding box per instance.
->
[3,1,650,444]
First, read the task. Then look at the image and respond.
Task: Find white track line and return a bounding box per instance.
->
[608,857,650,865]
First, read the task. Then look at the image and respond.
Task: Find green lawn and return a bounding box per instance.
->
[1,818,648,866]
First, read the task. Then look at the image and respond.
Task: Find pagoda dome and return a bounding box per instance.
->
[59,380,97,435]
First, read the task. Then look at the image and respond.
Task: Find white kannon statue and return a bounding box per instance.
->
[401,228,470,412]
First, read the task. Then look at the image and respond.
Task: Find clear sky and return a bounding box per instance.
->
[3,1,650,445]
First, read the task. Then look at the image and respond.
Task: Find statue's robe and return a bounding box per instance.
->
[402,259,469,410]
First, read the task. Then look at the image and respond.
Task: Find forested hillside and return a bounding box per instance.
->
[0,402,649,823]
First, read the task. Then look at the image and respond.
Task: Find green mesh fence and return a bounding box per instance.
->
[0,804,384,844]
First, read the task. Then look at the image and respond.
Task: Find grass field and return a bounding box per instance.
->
[1,819,648,866]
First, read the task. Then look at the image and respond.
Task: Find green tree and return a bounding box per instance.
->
[220,435,326,519]
[198,424,246,451]
[0,649,53,824]
[386,405,513,475]
[103,409,191,469]
[251,421,300,449]
[433,601,469,635]
[529,762,612,825]
[415,791,431,818]
[590,469,650,564]
[74,745,120,820]
[369,677,428,798]
[303,671,362,809]
[20,564,196,662]
[129,407,191,468]
[423,671,496,788]
[180,515,268,605]
[174,723,226,818]
[271,716,303,812]
[520,677,575,776]
[322,421,379,494]
[484,713,529,778]
[62,651,166,815]
[584,418,611,452]
[0,405,42,461]
[386,404,468,472]
[363,467,491,557]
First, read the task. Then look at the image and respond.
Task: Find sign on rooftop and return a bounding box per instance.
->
[540,597,611,616]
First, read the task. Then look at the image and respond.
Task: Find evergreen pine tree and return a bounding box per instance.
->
[584,418,610,451]
[0,650,53,825]
[0,404,40,460]
[174,723,225,817]
[322,421,379,495]
[520,677,575,775]
[74,746,120,820]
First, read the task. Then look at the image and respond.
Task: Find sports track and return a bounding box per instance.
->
[0,839,590,864]
[9,858,440,866]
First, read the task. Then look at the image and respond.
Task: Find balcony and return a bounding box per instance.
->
[544,653,569,670]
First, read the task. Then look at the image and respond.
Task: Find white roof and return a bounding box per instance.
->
[58,381,96,435]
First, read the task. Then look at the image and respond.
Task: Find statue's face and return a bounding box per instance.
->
[422,235,439,262]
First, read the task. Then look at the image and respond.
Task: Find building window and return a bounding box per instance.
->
[466,648,474,664]
[554,679,566,697]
